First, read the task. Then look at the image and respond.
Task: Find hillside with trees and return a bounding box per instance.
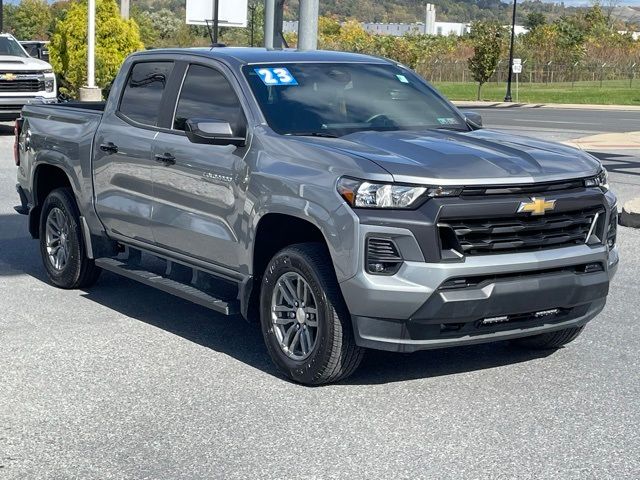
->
[1,0,638,102]
[283,0,584,24]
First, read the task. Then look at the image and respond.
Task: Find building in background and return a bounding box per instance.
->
[283,4,528,38]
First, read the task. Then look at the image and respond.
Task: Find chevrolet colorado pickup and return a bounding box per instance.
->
[15,48,618,385]
[0,34,56,120]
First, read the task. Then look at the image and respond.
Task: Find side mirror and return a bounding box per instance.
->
[185,118,246,147]
[461,110,482,128]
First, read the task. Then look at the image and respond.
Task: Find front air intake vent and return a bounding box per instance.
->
[366,237,403,275]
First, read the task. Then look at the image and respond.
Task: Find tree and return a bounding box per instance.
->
[5,0,52,40]
[525,12,546,31]
[49,0,144,98]
[131,5,158,47]
[467,21,505,100]
[146,8,184,40]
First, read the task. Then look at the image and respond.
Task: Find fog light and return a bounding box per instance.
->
[366,237,403,275]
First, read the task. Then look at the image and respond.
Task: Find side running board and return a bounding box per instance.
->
[95,257,239,316]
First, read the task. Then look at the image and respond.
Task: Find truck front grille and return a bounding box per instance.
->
[0,79,44,93]
[439,207,604,256]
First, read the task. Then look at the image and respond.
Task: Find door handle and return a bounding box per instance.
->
[99,142,118,154]
[154,153,176,166]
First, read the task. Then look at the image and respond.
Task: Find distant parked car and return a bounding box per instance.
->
[0,34,56,120]
[20,40,50,62]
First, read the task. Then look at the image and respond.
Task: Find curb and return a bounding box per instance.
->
[452,101,640,111]
[562,132,640,151]
[620,198,640,228]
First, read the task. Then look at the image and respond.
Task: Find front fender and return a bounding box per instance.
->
[250,198,359,283]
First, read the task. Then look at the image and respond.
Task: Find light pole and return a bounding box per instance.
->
[504,0,517,102]
[80,0,101,101]
[298,0,319,51]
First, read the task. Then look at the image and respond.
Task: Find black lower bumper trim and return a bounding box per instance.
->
[352,298,604,353]
[352,266,610,352]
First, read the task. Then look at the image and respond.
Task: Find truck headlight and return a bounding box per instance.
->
[584,168,608,191]
[44,72,56,93]
[337,177,461,209]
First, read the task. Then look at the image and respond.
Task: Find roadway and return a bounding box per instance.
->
[472,105,640,206]
[467,105,640,138]
[1,113,639,479]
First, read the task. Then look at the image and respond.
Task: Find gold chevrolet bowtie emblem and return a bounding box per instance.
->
[517,197,556,216]
[2,73,16,81]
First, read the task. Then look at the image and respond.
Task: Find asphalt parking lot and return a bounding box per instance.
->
[1,116,639,479]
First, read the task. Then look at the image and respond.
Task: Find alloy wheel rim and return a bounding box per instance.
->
[270,271,319,361]
[45,207,71,271]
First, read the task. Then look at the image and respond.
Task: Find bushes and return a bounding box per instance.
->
[49,0,144,98]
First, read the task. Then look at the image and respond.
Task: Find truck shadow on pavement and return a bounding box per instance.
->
[0,212,49,280]
[0,212,553,385]
[589,151,640,177]
[82,272,555,386]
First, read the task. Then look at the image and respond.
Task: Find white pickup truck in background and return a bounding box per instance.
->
[0,33,56,120]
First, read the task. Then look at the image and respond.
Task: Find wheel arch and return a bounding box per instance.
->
[29,163,76,238]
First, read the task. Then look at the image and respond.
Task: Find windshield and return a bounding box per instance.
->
[0,37,28,58]
[243,62,467,137]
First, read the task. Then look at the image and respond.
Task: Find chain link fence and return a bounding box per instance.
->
[416,60,639,86]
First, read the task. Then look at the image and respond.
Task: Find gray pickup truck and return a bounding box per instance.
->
[15,48,618,384]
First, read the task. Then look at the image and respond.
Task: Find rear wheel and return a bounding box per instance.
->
[39,188,101,289]
[511,326,585,350]
[260,243,364,385]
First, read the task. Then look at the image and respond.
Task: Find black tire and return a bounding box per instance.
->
[511,326,585,350]
[39,187,101,289]
[260,243,364,385]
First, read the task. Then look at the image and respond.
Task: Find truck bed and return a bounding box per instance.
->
[19,102,105,216]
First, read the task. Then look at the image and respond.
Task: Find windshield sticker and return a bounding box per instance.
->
[255,67,298,86]
[396,74,409,83]
[437,117,459,125]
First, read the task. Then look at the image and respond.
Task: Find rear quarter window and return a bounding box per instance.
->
[119,61,174,127]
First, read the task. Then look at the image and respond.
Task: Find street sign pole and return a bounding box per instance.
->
[512,59,522,103]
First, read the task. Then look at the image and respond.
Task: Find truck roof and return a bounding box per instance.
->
[134,47,392,66]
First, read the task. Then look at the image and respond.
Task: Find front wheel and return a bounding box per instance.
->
[39,187,101,289]
[260,243,364,385]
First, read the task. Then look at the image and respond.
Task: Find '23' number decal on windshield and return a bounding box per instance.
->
[254,67,299,86]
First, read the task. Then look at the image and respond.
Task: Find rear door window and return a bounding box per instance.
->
[119,61,174,127]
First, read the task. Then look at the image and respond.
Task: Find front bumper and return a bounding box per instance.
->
[0,95,56,119]
[339,188,618,353]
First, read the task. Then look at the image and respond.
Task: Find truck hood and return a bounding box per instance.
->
[307,129,601,186]
[0,55,52,71]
